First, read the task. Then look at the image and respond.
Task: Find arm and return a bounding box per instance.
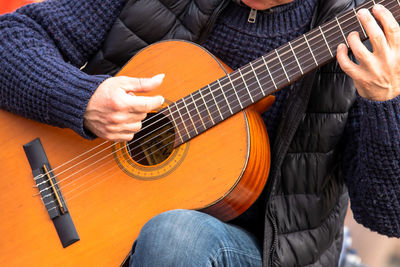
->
[337,4,400,237]
[0,0,125,138]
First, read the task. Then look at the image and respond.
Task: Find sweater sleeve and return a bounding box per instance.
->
[342,93,400,237]
[0,0,125,138]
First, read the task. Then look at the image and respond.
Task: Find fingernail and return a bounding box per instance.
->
[357,8,368,17]
[159,96,165,105]
[374,4,383,11]
[153,73,165,82]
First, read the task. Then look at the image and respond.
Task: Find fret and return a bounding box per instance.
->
[303,34,318,66]
[196,89,215,128]
[249,61,265,96]
[232,70,254,107]
[305,28,331,67]
[319,26,333,57]
[226,73,244,109]
[322,20,344,57]
[167,104,184,143]
[182,97,198,135]
[223,74,242,114]
[238,68,254,103]
[174,100,192,140]
[261,55,277,89]
[277,44,302,81]
[190,93,207,131]
[208,84,224,120]
[275,49,290,82]
[216,79,233,115]
[288,41,303,75]
[210,81,231,117]
[289,37,316,74]
[335,16,349,47]
[353,7,367,39]
[198,88,215,125]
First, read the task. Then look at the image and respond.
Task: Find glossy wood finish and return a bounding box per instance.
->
[0,40,271,266]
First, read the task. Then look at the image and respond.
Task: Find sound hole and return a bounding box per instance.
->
[127,113,175,166]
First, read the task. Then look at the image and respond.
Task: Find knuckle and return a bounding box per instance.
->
[107,114,123,124]
[109,98,124,111]
[371,33,385,45]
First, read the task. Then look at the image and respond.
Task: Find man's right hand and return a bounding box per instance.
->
[83,74,165,142]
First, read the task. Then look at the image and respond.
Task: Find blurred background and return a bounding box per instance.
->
[343,205,400,267]
[1,1,399,266]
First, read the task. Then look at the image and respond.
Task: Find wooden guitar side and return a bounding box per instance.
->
[0,40,270,266]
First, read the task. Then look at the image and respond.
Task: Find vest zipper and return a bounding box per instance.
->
[267,209,278,266]
[198,0,230,44]
[248,8,257,23]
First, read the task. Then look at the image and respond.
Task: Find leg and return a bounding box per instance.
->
[129,209,262,267]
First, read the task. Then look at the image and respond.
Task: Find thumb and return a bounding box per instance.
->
[121,74,165,93]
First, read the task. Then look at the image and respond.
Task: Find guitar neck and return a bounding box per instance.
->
[162,0,400,146]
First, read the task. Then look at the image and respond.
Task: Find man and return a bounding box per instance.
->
[0,0,399,266]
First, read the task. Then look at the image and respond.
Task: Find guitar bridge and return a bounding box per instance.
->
[23,138,79,248]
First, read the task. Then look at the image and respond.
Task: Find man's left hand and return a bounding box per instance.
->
[337,4,400,101]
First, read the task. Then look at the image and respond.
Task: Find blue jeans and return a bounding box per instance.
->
[129,209,262,266]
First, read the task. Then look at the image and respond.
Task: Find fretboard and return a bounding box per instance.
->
[163,0,400,146]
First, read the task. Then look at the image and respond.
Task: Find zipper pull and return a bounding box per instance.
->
[248,8,257,23]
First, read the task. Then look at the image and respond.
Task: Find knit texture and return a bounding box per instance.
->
[203,0,317,144]
[203,1,400,237]
[0,0,399,237]
[0,0,126,138]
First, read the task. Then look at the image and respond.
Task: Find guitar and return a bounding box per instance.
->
[0,0,397,265]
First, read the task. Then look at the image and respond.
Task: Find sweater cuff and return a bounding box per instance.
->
[356,93,400,143]
[45,61,110,139]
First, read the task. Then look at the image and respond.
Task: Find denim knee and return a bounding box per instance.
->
[130,209,262,267]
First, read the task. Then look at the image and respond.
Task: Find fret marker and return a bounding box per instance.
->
[261,56,277,89]
[288,41,303,75]
[217,79,233,114]
[227,73,244,109]
[249,61,265,96]
[208,84,224,120]
[319,26,333,58]
[353,8,367,39]
[275,49,290,82]
[238,68,254,103]
[182,97,198,135]
[199,89,215,125]
[303,34,318,66]
[335,16,349,47]
[191,93,206,130]
[167,105,184,143]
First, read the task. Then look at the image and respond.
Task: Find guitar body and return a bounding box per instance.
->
[0,40,271,266]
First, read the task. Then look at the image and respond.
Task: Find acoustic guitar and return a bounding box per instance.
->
[0,0,395,265]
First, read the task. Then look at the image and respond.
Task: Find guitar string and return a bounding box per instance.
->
[36,0,396,202]
[33,0,386,185]
[36,0,397,200]
[40,4,398,209]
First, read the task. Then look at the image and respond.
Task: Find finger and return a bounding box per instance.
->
[337,43,360,78]
[118,74,165,92]
[127,95,165,113]
[357,8,388,52]
[108,133,135,142]
[372,4,400,48]
[347,31,372,64]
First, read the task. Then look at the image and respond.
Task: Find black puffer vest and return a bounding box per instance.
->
[84,0,362,266]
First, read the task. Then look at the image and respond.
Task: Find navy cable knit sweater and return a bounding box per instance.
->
[0,0,399,237]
